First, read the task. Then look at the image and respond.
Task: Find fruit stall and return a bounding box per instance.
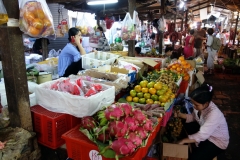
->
[24,52,200,160]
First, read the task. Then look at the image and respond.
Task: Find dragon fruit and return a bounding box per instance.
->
[126,132,143,147]
[80,116,96,131]
[108,121,128,138]
[135,127,148,139]
[123,117,139,132]
[143,119,153,132]
[119,103,133,117]
[98,104,124,121]
[105,137,136,160]
[50,81,59,90]
[132,109,147,124]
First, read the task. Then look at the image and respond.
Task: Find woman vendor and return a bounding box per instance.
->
[58,27,86,77]
[175,84,229,160]
[96,26,110,51]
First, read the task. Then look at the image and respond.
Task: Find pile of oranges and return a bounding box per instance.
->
[168,56,193,81]
[126,80,175,106]
[20,1,54,37]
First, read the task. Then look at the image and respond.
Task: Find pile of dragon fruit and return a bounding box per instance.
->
[50,78,103,97]
[80,103,158,160]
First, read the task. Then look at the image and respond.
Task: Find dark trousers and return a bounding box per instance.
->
[63,59,83,77]
[184,121,225,160]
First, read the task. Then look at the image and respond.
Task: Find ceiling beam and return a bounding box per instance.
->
[137,1,158,9]
[189,1,210,9]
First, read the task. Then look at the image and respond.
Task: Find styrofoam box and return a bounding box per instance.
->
[82,52,119,69]
[35,78,115,118]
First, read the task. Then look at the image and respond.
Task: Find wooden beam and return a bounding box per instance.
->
[189,1,210,9]
[1,0,32,130]
[185,9,188,27]
[128,0,136,57]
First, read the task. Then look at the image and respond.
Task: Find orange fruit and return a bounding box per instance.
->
[134,85,142,92]
[28,26,40,36]
[133,97,139,103]
[172,65,177,69]
[176,67,181,72]
[181,60,187,65]
[23,12,35,23]
[32,18,43,30]
[154,83,162,90]
[146,99,154,104]
[142,88,149,93]
[149,88,156,95]
[43,18,52,27]
[179,56,185,61]
[34,9,45,19]
[126,96,133,102]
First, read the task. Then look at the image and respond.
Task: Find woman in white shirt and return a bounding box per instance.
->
[206,28,217,75]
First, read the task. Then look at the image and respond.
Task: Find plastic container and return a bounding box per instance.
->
[62,118,162,160]
[82,52,119,69]
[31,105,81,149]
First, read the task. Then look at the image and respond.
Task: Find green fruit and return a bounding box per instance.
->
[137,92,144,98]
[139,98,146,104]
[130,90,137,97]
[151,95,159,101]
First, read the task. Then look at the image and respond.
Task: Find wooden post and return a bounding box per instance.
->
[41,38,48,60]
[172,0,177,49]
[128,0,136,57]
[233,12,239,45]
[185,10,188,27]
[0,0,32,130]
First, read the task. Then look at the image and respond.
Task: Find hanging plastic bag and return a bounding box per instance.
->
[0,0,8,25]
[133,11,140,27]
[121,12,136,41]
[18,0,56,39]
[76,13,94,36]
[99,20,107,32]
[158,16,166,32]
[60,19,68,34]
[56,24,64,38]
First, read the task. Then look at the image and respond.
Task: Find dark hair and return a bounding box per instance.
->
[189,29,194,35]
[189,84,214,104]
[165,46,173,53]
[207,28,214,35]
[135,47,141,54]
[150,33,155,39]
[97,26,105,37]
[68,27,80,42]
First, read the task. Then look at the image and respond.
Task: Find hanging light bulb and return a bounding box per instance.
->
[87,0,118,5]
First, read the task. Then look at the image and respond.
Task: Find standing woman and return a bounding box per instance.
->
[58,27,86,77]
[96,26,110,51]
[206,28,217,75]
[183,29,195,59]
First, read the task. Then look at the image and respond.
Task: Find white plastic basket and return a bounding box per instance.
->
[82,52,119,69]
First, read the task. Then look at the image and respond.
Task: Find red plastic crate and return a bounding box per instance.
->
[62,118,162,160]
[31,105,80,149]
[161,107,173,127]
[178,80,189,94]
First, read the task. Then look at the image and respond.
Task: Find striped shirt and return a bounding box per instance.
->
[186,101,229,149]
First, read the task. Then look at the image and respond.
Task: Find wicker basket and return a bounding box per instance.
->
[109,51,128,56]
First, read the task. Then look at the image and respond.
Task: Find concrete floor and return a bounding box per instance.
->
[204,72,240,160]
[39,71,240,160]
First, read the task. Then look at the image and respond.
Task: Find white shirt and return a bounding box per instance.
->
[216,33,227,46]
[186,102,229,149]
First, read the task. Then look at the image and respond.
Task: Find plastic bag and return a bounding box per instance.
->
[18,0,55,39]
[133,11,140,27]
[0,0,8,25]
[158,16,166,32]
[60,19,68,34]
[56,24,64,38]
[121,12,136,41]
[105,16,114,29]
[100,20,107,32]
[76,13,94,36]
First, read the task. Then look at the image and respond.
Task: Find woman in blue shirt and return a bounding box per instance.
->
[58,27,86,77]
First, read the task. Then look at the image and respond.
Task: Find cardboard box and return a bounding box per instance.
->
[196,64,204,73]
[162,143,188,160]
[186,60,196,68]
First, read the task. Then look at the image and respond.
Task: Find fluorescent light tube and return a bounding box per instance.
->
[87,0,118,5]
